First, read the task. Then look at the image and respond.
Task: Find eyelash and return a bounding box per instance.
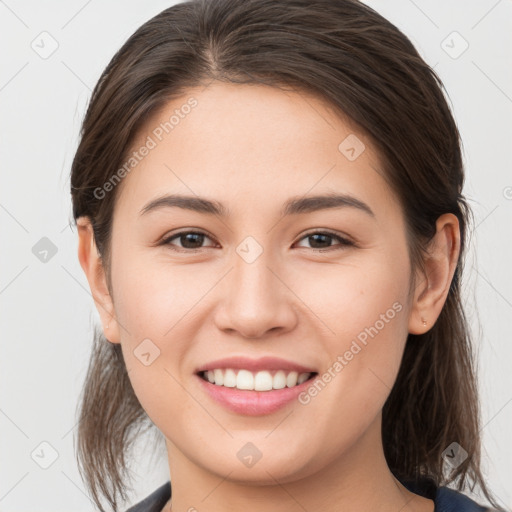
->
[159,229,355,253]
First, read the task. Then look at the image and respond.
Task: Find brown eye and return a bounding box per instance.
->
[295,231,354,251]
[161,231,216,251]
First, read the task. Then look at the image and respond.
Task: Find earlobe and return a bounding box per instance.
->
[408,213,460,335]
[77,216,121,344]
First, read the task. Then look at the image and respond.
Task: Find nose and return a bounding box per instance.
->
[213,249,298,339]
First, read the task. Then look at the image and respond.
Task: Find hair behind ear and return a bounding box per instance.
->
[74,325,150,512]
[382,283,483,493]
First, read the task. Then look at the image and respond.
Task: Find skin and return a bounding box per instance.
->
[77,82,460,512]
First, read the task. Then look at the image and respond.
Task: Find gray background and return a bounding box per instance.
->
[1,0,511,510]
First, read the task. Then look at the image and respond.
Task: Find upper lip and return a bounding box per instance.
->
[196,356,317,374]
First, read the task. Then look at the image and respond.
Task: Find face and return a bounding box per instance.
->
[105,82,416,483]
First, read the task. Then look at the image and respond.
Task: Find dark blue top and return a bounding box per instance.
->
[125,478,493,512]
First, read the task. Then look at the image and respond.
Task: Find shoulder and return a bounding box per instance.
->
[124,481,171,512]
[435,486,494,512]
[127,479,497,512]
[400,477,495,512]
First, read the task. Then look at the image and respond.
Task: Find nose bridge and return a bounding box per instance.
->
[214,235,297,337]
[231,236,280,309]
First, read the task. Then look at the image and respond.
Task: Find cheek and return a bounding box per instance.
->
[111,252,226,424]
[290,248,410,343]
[290,251,411,414]
[111,252,209,342]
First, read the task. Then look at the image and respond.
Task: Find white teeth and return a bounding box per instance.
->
[202,368,313,391]
[254,371,273,391]
[297,373,310,385]
[286,371,298,388]
[273,370,287,389]
[213,368,224,385]
[223,369,237,387]
[236,369,254,390]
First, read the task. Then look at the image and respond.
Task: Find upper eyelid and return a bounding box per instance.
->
[162,229,217,244]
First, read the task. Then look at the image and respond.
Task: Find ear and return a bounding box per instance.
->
[408,213,461,335]
[77,216,120,344]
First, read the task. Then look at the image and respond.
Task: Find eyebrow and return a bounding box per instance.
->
[139,193,375,218]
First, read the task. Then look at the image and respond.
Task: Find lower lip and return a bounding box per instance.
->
[196,374,316,416]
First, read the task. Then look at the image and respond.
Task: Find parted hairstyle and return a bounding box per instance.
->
[69,0,499,510]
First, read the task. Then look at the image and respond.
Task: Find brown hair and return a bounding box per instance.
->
[70,0,499,510]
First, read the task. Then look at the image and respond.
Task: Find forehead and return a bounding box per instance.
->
[113,82,399,223]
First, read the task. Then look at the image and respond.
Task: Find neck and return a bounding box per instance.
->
[164,414,430,512]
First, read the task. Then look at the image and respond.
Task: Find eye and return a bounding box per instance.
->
[294,230,354,251]
[160,230,217,252]
[160,229,354,253]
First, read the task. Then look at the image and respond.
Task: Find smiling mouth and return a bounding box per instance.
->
[198,368,318,391]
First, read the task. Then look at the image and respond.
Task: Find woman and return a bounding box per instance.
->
[70,0,501,511]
